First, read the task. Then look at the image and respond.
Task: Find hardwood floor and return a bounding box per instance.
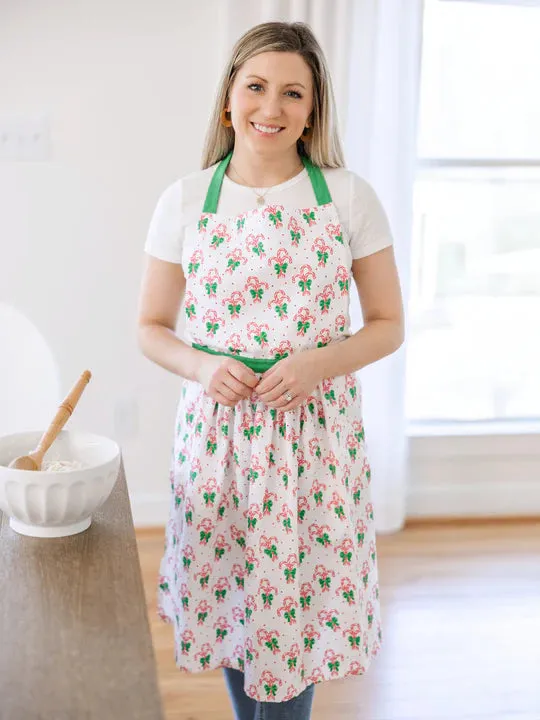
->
[135,521,540,720]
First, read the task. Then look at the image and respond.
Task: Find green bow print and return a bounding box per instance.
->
[250,287,264,300]
[290,230,301,243]
[317,251,329,265]
[211,235,225,247]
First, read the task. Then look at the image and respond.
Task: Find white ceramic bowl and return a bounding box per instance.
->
[0,430,120,538]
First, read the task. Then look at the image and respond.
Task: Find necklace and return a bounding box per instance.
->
[229,161,304,206]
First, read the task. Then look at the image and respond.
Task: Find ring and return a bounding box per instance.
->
[283,391,294,403]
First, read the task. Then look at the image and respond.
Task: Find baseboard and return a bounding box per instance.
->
[130,493,169,528]
[406,455,540,518]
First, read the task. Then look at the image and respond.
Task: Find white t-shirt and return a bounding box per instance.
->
[145,163,393,263]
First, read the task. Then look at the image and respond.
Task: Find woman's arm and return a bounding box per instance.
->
[137,255,202,380]
[254,245,404,410]
[137,255,259,404]
[314,245,405,378]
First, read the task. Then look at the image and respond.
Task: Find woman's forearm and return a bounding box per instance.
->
[312,319,404,379]
[139,317,403,385]
[138,323,204,381]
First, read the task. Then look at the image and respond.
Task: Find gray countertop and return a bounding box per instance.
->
[0,463,165,720]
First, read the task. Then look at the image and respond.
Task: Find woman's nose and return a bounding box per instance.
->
[260,94,282,119]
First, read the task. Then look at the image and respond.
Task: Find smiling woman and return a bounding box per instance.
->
[138,20,404,720]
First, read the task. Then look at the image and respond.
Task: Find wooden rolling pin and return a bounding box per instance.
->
[9,370,92,471]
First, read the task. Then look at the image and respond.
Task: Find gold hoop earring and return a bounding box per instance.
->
[220,108,233,127]
[301,125,311,141]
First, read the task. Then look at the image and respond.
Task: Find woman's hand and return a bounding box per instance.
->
[195,354,259,407]
[254,350,323,412]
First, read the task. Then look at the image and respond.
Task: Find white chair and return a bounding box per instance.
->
[0,303,60,436]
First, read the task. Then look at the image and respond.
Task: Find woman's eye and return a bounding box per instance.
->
[247,84,302,99]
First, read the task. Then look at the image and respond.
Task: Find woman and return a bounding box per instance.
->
[138,20,404,720]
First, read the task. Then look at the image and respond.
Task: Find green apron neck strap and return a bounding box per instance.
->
[203,152,232,214]
[202,151,332,214]
[301,154,332,206]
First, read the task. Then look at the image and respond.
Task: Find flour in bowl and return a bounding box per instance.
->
[41,460,86,472]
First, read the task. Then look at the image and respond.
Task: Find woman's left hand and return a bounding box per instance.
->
[254,350,323,411]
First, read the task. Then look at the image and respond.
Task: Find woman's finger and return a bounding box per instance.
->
[213,390,236,407]
[255,372,283,396]
[228,361,260,390]
[222,371,254,398]
[216,382,240,403]
[257,379,288,404]
[279,395,304,412]
[266,384,301,407]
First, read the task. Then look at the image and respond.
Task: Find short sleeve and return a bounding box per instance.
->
[348,174,394,260]
[144,180,184,264]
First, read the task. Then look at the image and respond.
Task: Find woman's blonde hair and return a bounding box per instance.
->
[201,21,345,170]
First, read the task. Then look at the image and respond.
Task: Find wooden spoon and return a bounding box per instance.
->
[9,370,92,471]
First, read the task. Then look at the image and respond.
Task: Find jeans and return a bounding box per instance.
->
[223,667,315,720]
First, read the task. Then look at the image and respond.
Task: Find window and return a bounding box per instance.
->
[406,0,540,424]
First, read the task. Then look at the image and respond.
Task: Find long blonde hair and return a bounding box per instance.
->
[201,22,345,170]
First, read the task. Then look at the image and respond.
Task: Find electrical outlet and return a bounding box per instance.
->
[0,115,51,162]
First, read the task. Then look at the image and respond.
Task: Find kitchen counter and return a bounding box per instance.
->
[0,463,164,720]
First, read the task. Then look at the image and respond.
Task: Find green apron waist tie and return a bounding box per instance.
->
[192,343,279,373]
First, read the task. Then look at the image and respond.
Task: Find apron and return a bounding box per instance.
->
[157,152,382,703]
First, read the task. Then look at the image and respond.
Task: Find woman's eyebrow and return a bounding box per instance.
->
[245,74,306,90]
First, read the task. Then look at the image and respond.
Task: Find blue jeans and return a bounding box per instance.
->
[223,667,315,720]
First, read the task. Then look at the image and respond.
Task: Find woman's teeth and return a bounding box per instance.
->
[252,123,283,134]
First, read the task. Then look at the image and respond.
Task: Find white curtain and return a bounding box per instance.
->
[220,0,424,534]
[345,1,423,533]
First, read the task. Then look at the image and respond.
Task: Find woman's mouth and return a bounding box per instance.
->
[251,122,284,136]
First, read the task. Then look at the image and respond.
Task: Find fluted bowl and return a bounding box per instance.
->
[0,430,120,538]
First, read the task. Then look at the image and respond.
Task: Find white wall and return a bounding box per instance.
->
[0,0,225,523]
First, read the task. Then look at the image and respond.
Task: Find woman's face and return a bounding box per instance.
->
[227,51,314,158]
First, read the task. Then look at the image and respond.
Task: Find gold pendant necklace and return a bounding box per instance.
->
[229,162,303,207]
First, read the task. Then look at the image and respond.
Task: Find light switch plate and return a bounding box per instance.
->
[0,115,51,161]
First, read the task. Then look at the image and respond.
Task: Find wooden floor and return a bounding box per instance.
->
[136,521,540,720]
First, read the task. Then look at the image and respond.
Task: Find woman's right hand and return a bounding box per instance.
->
[195,354,259,407]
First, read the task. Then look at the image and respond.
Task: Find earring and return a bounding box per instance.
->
[220,108,233,127]
[301,124,311,141]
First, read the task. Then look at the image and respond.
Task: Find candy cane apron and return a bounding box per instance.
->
[157,152,382,702]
